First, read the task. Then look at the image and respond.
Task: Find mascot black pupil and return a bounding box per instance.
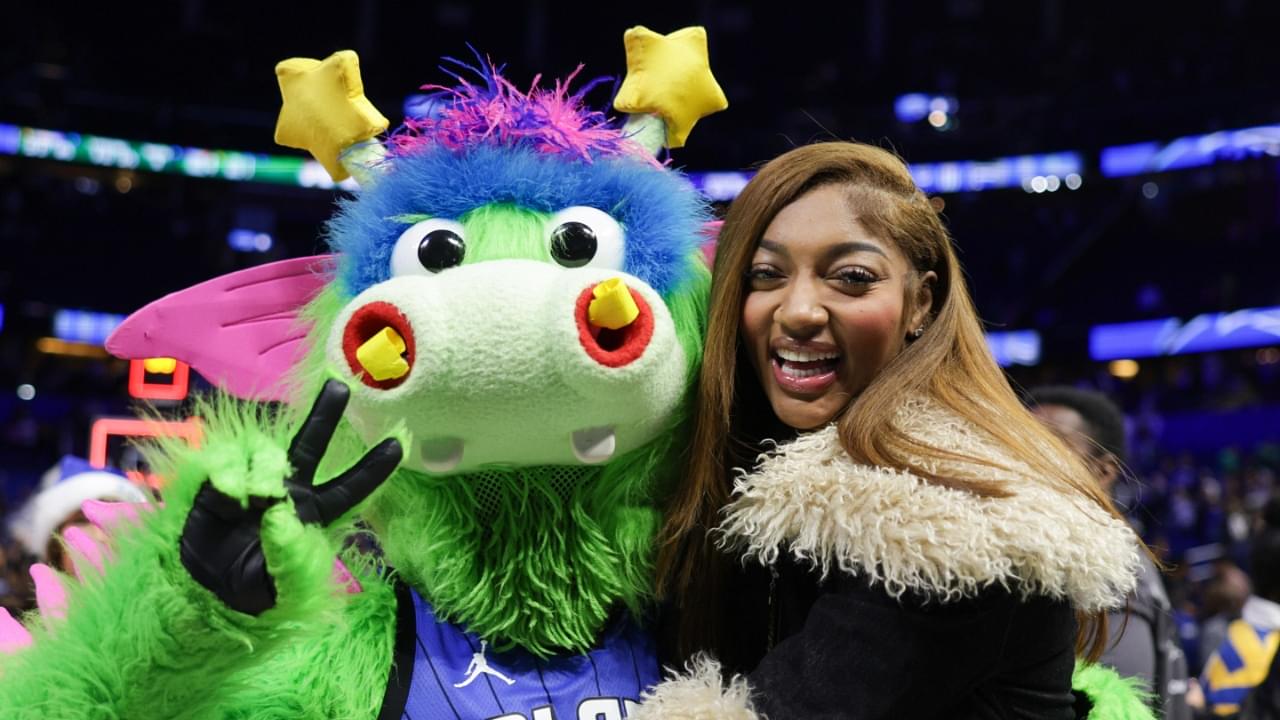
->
[417,229,466,272]
[550,221,597,267]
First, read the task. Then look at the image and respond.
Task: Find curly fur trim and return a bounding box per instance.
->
[629,655,759,720]
[719,399,1140,612]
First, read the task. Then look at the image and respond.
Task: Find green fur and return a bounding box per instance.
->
[368,455,657,656]
[363,259,709,656]
[666,256,712,380]
[0,232,711,714]
[287,287,393,492]
[1072,661,1155,720]
[292,234,713,656]
[460,203,554,264]
[201,559,398,720]
[285,285,350,408]
[0,401,389,718]
[386,203,569,265]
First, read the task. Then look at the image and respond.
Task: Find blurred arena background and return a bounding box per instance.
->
[1,0,1278,679]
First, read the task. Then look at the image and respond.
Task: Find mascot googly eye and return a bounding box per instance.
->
[390,219,468,276]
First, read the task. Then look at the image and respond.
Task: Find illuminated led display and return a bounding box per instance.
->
[986,330,1042,367]
[0,122,357,191]
[127,358,191,401]
[1090,305,1280,360]
[1101,123,1280,177]
[52,309,125,345]
[10,118,1279,198]
[87,417,203,471]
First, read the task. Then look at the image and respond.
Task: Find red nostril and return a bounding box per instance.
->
[342,301,416,389]
[575,285,654,368]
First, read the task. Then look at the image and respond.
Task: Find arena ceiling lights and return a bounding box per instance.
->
[0,120,1082,198]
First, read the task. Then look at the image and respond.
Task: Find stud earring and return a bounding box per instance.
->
[909,327,925,340]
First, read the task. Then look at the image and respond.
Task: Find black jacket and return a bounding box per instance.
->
[736,558,1080,719]
[636,399,1145,720]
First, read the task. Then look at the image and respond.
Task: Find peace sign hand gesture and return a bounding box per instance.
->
[180,380,402,616]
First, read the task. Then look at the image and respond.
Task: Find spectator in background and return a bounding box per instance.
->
[1236,502,1280,633]
[1168,486,1202,561]
[0,542,31,614]
[1200,564,1256,672]
[6,457,149,574]
[1203,476,1229,546]
[1169,577,1206,682]
[1030,385,1193,719]
[0,494,36,615]
[1201,511,1280,716]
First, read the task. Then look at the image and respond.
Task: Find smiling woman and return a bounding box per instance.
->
[740,185,935,431]
[646,142,1150,719]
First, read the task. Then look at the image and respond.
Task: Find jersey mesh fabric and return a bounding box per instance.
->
[394,586,658,720]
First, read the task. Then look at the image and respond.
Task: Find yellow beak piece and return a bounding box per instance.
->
[355,327,410,381]
[588,278,640,330]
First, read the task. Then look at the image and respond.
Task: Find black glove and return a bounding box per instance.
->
[180,380,402,616]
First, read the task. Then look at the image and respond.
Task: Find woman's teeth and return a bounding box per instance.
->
[781,365,831,378]
[774,348,841,380]
[775,348,840,362]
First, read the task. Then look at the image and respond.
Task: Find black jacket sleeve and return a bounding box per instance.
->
[748,579,1079,719]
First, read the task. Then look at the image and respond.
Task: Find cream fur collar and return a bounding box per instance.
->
[718,399,1140,613]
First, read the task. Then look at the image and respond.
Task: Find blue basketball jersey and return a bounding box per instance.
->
[379,584,658,720]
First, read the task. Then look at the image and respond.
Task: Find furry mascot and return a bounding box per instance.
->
[0,26,726,720]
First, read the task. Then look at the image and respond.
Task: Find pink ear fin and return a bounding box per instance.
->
[333,558,362,595]
[0,607,33,654]
[82,499,148,533]
[699,220,723,267]
[29,564,68,620]
[62,526,106,579]
[105,255,335,402]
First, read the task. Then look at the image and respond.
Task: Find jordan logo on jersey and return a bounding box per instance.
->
[383,585,659,720]
[456,641,517,688]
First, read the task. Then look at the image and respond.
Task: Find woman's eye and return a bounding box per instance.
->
[833,267,878,285]
[745,266,783,284]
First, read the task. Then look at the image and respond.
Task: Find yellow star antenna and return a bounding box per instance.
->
[274,50,389,185]
[613,26,729,153]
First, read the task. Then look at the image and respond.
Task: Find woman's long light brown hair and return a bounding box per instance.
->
[656,141,1123,664]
